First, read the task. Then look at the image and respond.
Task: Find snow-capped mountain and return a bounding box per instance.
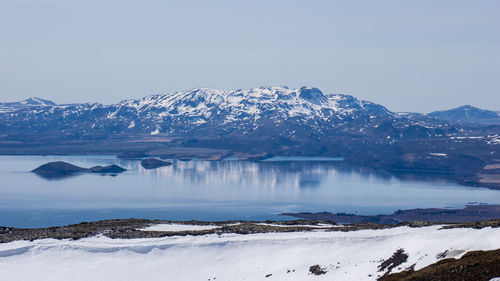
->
[0,86,408,140]
[113,86,398,136]
[0,86,495,147]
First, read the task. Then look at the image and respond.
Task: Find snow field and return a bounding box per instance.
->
[0,225,499,281]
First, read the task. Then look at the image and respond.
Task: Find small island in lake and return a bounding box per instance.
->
[141,158,173,169]
[31,161,126,179]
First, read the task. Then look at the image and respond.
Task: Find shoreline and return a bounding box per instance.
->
[1,204,500,236]
[282,204,500,224]
[2,216,500,244]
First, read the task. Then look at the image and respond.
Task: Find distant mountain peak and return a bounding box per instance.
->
[428,105,500,124]
[298,87,327,105]
[0,97,56,113]
[455,105,480,111]
[22,97,56,106]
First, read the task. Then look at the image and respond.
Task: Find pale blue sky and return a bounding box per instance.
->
[1,0,499,112]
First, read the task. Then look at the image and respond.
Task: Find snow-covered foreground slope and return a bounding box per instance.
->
[0,225,499,281]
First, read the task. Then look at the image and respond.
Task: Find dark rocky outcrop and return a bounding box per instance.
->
[141,158,172,169]
[309,265,328,275]
[379,248,500,281]
[31,161,126,179]
[87,165,126,173]
[378,249,409,276]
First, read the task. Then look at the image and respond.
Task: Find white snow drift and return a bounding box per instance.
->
[140,223,219,232]
[0,225,499,281]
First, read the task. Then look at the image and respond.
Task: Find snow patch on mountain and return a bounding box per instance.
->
[115,86,394,124]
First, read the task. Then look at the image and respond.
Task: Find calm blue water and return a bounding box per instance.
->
[0,155,499,228]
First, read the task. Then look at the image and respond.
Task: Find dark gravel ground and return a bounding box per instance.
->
[1,218,499,244]
[0,219,339,243]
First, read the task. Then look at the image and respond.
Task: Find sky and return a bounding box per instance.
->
[0,0,499,113]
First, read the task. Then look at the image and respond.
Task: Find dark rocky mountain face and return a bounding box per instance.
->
[428,105,500,124]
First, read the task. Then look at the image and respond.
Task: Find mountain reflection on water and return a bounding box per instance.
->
[1,155,499,228]
[131,159,457,190]
[139,160,344,189]
[29,156,457,190]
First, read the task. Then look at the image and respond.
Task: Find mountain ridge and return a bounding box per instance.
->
[0,86,400,138]
[3,88,498,124]
[0,86,498,147]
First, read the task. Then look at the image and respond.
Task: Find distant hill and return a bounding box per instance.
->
[428,105,500,124]
[0,97,56,113]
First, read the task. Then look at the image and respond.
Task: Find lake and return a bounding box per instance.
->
[1,155,499,228]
